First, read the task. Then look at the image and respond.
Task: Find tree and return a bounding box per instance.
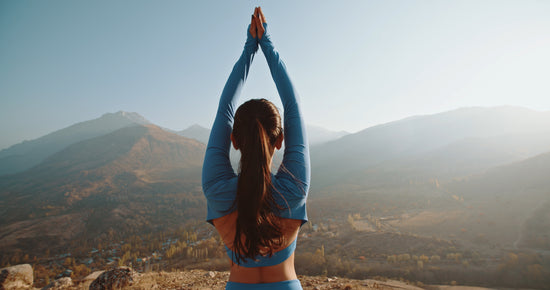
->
[526,264,544,282]
[63,257,73,268]
[419,255,429,263]
[347,214,355,230]
[73,264,91,278]
[119,251,131,266]
[417,260,424,269]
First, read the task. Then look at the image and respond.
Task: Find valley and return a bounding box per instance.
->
[1,107,550,288]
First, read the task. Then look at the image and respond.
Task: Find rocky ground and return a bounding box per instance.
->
[2,264,496,290]
[96,270,427,290]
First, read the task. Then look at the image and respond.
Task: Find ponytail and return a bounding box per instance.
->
[231,99,284,264]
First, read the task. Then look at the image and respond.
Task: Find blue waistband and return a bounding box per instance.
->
[225,238,297,267]
[226,279,302,290]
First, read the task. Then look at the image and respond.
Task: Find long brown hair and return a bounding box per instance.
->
[231,98,284,264]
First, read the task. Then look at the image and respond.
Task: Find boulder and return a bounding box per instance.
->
[41,277,73,289]
[0,264,33,290]
[83,271,104,283]
[89,267,138,290]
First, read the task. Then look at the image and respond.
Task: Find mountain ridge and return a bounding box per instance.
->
[1,105,550,288]
[0,123,206,253]
[177,124,211,144]
[0,111,151,176]
[310,106,550,189]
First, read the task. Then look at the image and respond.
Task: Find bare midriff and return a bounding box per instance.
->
[213,211,302,283]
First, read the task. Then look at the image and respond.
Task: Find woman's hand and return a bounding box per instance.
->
[249,7,267,40]
[255,7,267,39]
[249,7,258,39]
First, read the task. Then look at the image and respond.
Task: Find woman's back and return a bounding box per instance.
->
[214,212,302,283]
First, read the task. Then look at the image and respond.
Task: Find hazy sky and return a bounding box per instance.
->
[1,0,549,150]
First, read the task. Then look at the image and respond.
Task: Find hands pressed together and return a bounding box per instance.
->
[249,6,267,40]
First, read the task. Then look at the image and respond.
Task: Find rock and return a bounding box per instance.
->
[79,271,103,289]
[205,271,216,278]
[83,271,104,283]
[0,264,33,290]
[89,267,138,290]
[41,277,73,289]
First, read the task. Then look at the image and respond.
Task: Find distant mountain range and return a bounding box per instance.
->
[0,111,151,176]
[177,124,211,144]
[0,110,349,255]
[0,113,349,177]
[1,106,550,255]
[177,123,349,146]
[0,124,205,254]
[307,106,550,250]
[176,123,349,172]
[306,125,349,145]
[442,150,550,248]
[311,106,550,189]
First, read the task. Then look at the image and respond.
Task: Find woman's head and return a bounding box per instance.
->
[232,98,283,155]
[231,98,284,264]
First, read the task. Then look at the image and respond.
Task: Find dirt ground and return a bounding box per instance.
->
[53,269,498,290]
[26,268,503,290]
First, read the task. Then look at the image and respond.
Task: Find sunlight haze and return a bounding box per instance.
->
[1,0,549,149]
[2,2,550,287]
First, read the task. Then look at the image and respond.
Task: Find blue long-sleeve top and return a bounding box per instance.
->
[202,24,310,225]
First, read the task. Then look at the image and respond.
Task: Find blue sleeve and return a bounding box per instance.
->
[259,24,311,221]
[202,26,258,223]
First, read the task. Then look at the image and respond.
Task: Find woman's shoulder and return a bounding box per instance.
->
[272,174,307,199]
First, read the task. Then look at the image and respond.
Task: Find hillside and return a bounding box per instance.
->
[306,124,349,145]
[0,124,206,256]
[177,124,349,146]
[441,150,550,249]
[177,124,211,144]
[446,150,550,200]
[310,106,550,189]
[0,111,150,176]
[2,106,550,288]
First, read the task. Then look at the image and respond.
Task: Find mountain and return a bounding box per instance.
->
[0,124,206,255]
[441,150,550,248]
[175,123,347,173]
[0,111,150,176]
[310,106,550,188]
[176,124,348,146]
[177,124,210,144]
[517,200,550,250]
[306,125,348,145]
[446,150,550,201]
[398,131,550,178]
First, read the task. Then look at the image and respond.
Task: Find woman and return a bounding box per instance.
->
[202,7,310,290]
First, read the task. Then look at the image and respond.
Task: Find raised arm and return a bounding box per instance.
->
[257,10,310,195]
[202,24,258,192]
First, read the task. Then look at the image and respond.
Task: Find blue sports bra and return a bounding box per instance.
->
[224,238,297,267]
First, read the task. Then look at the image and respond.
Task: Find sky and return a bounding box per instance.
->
[1,0,549,150]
